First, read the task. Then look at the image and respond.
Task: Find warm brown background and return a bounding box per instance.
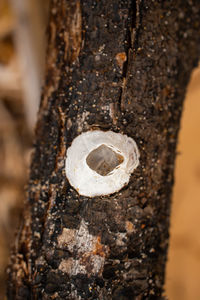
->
[165,66,200,300]
[0,0,199,299]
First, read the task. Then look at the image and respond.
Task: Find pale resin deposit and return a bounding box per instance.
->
[65,130,140,197]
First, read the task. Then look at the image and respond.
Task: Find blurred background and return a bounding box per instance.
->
[0,0,199,299]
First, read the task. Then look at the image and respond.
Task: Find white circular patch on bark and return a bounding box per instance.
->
[65,130,140,197]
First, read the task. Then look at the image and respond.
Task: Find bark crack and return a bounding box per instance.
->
[120,0,142,111]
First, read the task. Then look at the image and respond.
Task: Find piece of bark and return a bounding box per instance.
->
[7,0,200,299]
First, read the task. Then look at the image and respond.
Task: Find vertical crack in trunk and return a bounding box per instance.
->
[120,0,142,111]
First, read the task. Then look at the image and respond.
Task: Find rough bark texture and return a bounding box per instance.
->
[7,0,200,299]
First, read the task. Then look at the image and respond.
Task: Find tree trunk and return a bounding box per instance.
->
[7,0,200,299]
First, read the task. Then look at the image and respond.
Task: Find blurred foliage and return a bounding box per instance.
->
[0,0,49,298]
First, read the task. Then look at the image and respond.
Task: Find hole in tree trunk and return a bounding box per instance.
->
[86,144,124,176]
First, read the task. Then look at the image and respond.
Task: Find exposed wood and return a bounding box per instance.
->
[7,0,200,299]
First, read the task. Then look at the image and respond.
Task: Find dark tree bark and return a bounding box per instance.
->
[7,0,200,299]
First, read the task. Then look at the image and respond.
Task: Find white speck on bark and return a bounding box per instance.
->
[115,232,127,247]
[76,111,89,132]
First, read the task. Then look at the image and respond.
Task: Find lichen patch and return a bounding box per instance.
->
[57,228,76,251]
[57,220,109,276]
